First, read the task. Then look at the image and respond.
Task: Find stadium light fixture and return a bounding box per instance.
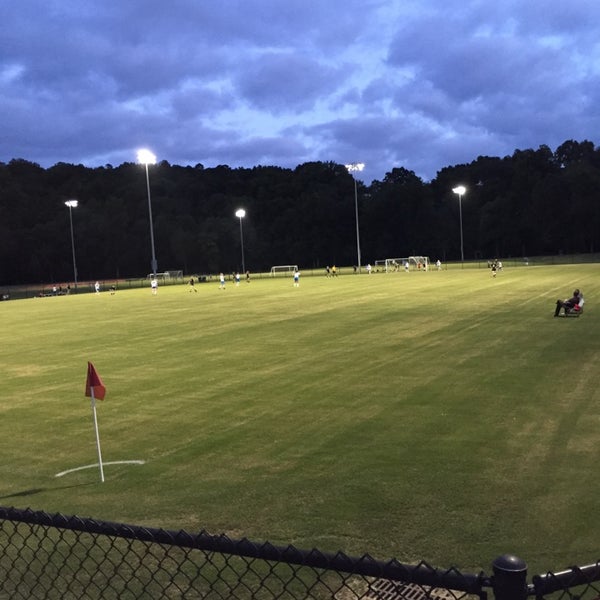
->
[452,185,467,265]
[235,208,246,274]
[64,200,79,290]
[137,149,158,277]
[345,163,365,272]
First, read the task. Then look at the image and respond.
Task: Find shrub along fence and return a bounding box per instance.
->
[1,507,599,599]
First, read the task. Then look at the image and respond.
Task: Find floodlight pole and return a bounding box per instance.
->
[64,200,79,290]
[345,163,365,272]
[137,149,158,277]
[235,209,246,274]
[452,186,466,267]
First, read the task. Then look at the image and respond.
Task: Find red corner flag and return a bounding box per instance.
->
[85,362,106,401]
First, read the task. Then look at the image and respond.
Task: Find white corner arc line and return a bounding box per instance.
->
[55,460,146,478]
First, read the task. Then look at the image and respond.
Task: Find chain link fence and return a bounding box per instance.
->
[1,507,599,599]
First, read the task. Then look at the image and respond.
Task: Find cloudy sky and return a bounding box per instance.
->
[1,0,600,183]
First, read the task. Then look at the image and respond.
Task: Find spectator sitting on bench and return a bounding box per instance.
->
[554,288,582,317]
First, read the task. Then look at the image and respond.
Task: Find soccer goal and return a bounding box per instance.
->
[146,271,183,281]
[384,258,406,272]
[375,258,407,272]
[376,257,429,272]
[408,256,430,271]
[270,265,298,277]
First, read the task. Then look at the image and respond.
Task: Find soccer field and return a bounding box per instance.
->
[1,264,599,573]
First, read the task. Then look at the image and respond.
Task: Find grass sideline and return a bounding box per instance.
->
[0,264,599,573]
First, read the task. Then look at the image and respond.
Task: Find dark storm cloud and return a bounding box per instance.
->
[236,52,346,113]
[1,0,600,183]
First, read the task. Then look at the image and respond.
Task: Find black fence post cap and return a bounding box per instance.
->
[493,554,527,574]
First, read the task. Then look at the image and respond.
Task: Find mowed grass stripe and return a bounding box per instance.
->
[0,264,599,572]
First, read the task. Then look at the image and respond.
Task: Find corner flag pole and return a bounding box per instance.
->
[85,362,106,483]
[90,388,105,483]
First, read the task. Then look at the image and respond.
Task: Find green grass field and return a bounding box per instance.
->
[1,265,599,574]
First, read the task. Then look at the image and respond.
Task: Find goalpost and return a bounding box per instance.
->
[408,256,429,271]
[384,258,405,272]
[164,270,183,280]
[376,257,430,272]
[374,259,388,272]
[146,270,184,281]
[270,265,298,277]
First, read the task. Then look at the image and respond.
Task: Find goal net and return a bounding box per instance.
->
[270,265,298,277]
[374,259,388,272]
[408,256,429,271]
[376,257,429,272]
[383,258,405,272]
[376,258,408,272]
[146,271,184,280]
[165,270,183,280]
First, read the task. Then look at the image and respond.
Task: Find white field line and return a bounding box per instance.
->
[55,460,146,478]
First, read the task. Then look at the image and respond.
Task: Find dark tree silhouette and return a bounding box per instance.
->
[1,140,599,285]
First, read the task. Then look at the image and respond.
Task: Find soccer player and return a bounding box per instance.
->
[219,273,225,289]
[293,268,300,287]
[151,277,158,295]
[188,277,197,292]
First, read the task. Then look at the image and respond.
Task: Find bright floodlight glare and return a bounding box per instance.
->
[137,148,157,165]
[345,163,365,172]
[64,199,78,208]
[452,185,466,195]
[235,208,246,219]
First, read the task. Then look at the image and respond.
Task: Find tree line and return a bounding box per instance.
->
[1,139,599,285]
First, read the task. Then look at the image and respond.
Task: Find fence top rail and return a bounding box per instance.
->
[0,506,485,594]
[531,562,600,595]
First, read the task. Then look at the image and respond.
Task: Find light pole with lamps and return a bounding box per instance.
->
[452,185,466,265]
[235,208,246,274]
[137,149,158,277]
[345,162,365,272]
[64,199,79,290]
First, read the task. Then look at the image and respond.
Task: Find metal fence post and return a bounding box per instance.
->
[492,554,528,600]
